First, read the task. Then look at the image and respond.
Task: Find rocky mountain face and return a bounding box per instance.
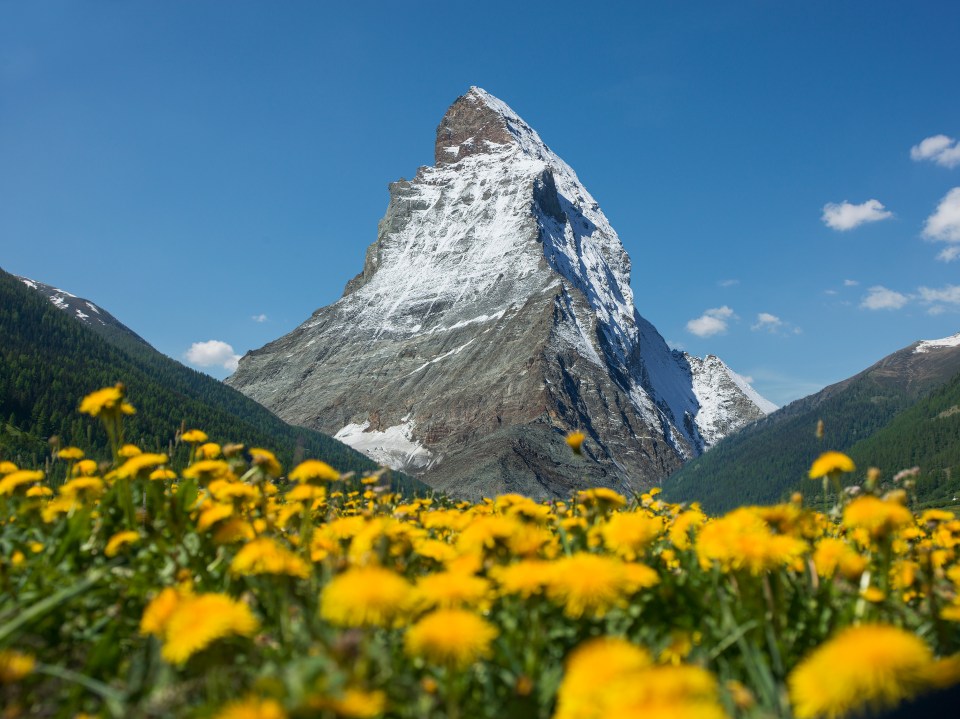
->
[227,87,773,499]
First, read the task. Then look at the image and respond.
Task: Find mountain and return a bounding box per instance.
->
[15,275,152,350]
[227,87,773,499]
[1,268,423,492]
[662,332,960,512]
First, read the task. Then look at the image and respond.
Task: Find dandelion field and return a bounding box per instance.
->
[2,387,960,718]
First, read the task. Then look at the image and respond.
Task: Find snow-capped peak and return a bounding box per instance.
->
[914,331,960,354]
[435,87,576,176]
[228,87,775,495]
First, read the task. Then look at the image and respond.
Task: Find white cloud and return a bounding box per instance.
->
[686,306,735,337]
[917,284,960,305]
[860,286,909,310]
[911,135,960,168]
[718,279,739,288]
[251,313,268,323]
[184,340,242,372]
[843,279,859,287]
[751,313,783,332]
[938,246,960,263]
[923,188,960,249]
[822,199,893,231]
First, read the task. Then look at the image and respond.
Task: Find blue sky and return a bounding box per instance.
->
[2,1,959,406]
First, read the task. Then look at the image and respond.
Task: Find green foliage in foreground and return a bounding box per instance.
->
[0,267,426,495]
[2,396,960,719]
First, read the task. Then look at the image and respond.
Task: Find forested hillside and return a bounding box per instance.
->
[0,268,424,492]
[845,370,960,508]
[662,338,960,513]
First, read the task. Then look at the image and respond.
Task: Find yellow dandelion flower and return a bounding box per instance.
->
[812,538,867,580]
[546,552,647,618]
[0,460,18,475]
[457,515,524,555]
[0,469,44,496]
[320,566,414,628]
[601,512,664,559]
[249,448,281,476]
[181,429,208,444]
[197,502,234,532]
[595,664,725,719]
[0,649,36,684]
[577,487,628,510]
[159,593,259,664]
[73,459,99,476]
[197,442,222,459]
[290,459,340,484]
[41,495,78,523]
[555,637,652,719]
[404,608,497,669]
[788,624,937,719]
[286,484,327,504]
[213,518,255,544]
[313,688,387,718]
[79,385,126,417]
[565,430,586,454]
[213,696,287,719]
[412,538,457,564]
[114,453,168,481]
[843,495,913,540]
[149,467,177,481]
[921,508,955,524]
[490,560,555,598]
[118,444,142,458]
[140,587,186,638]
[230,537,309,579]
[421,508,473,532]
[59,476,105,502]
[57,446,84,461]
[105,530,141,557]
[507,522,554,557]
[183,459,236,484]
[808,451,855,479]
[669,508,707,550]
[209,479,259,504]
[658,631,699,665]
[696,508,807,574]
[413,571,492,610]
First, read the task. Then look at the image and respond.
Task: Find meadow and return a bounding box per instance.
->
[1,385,959,718]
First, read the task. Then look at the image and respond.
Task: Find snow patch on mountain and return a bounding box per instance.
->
[334,420,433,472]
[915,332,960,353]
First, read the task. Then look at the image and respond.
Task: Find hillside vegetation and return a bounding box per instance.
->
[663,340,960,513]
[0,268,424,493]
[1,392,959,718]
